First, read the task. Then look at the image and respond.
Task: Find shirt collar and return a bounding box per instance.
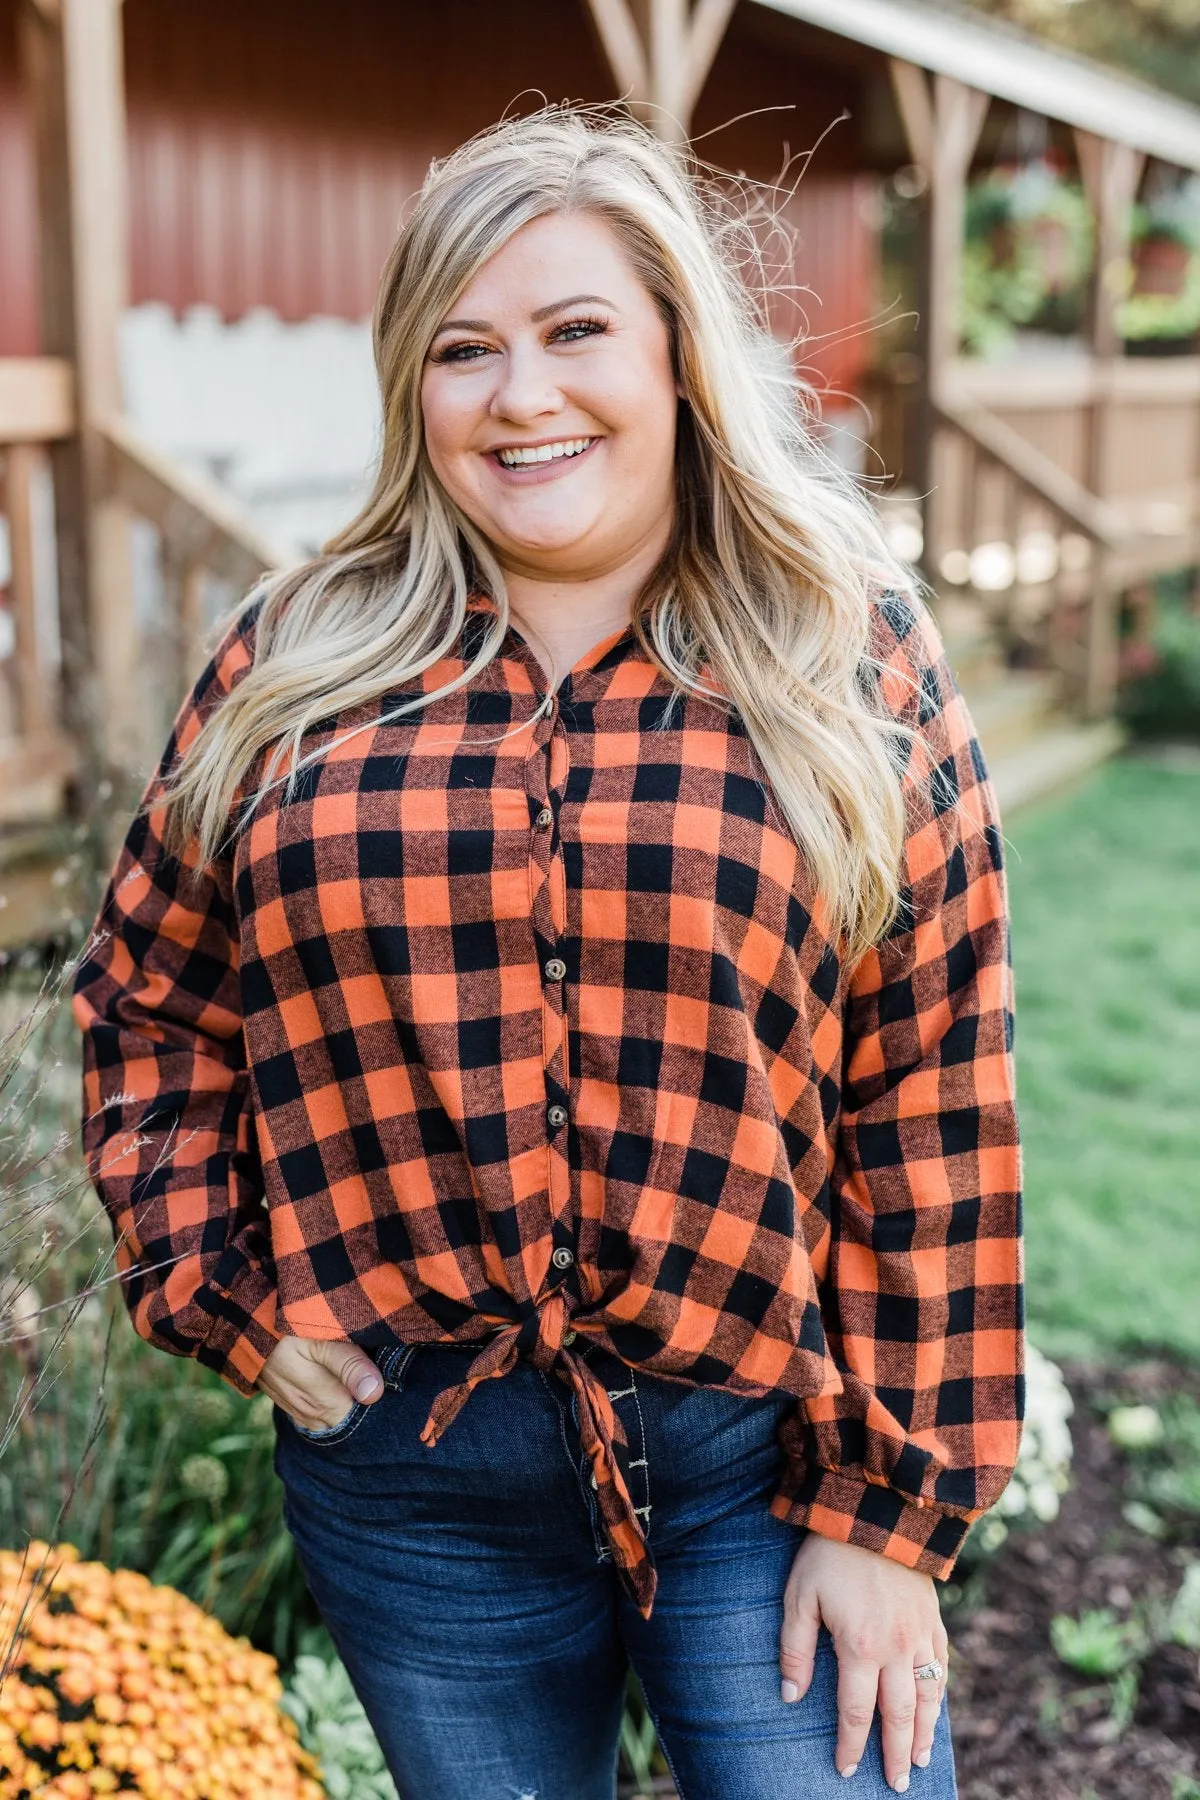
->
[463,592,642,695]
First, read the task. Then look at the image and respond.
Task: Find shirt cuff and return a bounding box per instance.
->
[769,1464,973,1581]
[194,1248,283,1398]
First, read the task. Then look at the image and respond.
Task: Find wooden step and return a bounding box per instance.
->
[986,717,1125,818]
[931,592,1002,690]
[0,732,77,830]
[960,668,1061,761]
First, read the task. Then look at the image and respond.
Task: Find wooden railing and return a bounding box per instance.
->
[101,412,295,718]
[0,358,78,826]
[927,397,1129,713]
[1,357,296,831]
[868,351,1200,716]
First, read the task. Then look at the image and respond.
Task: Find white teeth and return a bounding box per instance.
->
[496,437,594,468]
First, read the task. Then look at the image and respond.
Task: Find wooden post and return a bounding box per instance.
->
[1075,132,1144,370]
[927,78,990,383]
[583,0,737,140]
[3,442,54,741]
[1074,131,1143,715]
[18,0,137,800]
[888,62,989,590]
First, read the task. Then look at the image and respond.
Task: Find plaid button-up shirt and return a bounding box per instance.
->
[73,589,1023,1618]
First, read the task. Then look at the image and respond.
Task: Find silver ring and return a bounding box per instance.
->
[913,1659,944,1682]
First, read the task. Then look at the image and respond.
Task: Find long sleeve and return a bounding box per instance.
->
[71,604,282,1397]
[771,593,1025,1579]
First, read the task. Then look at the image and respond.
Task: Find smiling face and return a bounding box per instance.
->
[420,210,680,584]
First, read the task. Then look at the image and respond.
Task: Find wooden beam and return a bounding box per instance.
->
[101,412,299,587]
[888,58,935,178]
[583,0,737,140]
[18,0,136,790]
[679,0,738,124]
[647,0,689,133]
[581,0,648,103]
[0,357,75,440]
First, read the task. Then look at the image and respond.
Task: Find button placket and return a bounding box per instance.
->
[528,707,573,1246]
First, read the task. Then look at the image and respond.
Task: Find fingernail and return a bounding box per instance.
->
[915,1751,931,1768]
[893,1779,909,1794]
[840,1765,858,1779]
[781,1680,799,1703]
[354,1377,382,1401]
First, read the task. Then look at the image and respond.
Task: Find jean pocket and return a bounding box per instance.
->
[288,1341,419,1445]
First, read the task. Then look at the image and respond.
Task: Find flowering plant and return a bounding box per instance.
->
[281,1651,396,1800]
[0,1542,325,1799]
[967,1343,1075,1558]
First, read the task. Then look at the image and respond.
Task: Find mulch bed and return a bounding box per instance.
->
[947,1358,1200,1800]
[620,1360,1200,1800]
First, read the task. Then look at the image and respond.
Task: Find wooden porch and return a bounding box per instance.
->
[3,0,1200,948]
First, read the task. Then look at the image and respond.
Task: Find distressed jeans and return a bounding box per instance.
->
[272,1339,959,1800]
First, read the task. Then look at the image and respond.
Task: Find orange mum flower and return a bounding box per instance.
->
[0,1545,325,1799]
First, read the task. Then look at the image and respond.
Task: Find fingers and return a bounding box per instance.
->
[833,1653,880,1780]
[258,1337,383,1428]
[877,1659,918,1791]
[910,1665,942,1771]
[779,1577,821,1705]
[911,1632,950,1770]
[321,1342,384,1404]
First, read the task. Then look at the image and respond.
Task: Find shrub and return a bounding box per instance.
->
[0,955,318,1668]
[1120,602,1200,741]
[0,1541,325,1799]
[281,1647,397,1800]
[1050,1606,1147,1678]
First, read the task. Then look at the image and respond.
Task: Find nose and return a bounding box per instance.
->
[489,341,566,426]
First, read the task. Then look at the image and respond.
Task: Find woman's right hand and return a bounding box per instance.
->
[255,1335,384,1432]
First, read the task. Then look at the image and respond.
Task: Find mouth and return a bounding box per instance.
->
[486,436,601,481]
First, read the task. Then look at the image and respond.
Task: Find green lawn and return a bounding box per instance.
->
[1006,750,1200,1364]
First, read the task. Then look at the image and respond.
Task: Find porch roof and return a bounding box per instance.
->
[753,0,1200,171]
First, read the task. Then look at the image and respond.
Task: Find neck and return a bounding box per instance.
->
[500,522,672,683]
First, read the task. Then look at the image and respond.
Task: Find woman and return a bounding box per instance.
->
[73,108,1023,1800]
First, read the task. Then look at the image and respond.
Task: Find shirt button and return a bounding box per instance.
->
[551,1246,574,1270]
[543,957,567,982]
[547,1104,568,1130]
[535,807,554,829]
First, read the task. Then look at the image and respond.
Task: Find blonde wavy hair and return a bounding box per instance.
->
[157,105,918,957]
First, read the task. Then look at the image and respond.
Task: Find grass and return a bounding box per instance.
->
[1006,750,1200,1365]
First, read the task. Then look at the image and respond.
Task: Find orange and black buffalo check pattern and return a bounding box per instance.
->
[73,589,1024,1617]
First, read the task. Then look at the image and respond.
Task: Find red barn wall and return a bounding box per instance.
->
[0,0,39,356]
[0,0,878,395]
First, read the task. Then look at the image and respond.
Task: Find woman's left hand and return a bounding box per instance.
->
[779,1533,949,1792]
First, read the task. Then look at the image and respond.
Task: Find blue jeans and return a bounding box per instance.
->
[272,1339,959,1800]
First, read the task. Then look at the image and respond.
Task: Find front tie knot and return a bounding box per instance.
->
[418,1289,658,1618]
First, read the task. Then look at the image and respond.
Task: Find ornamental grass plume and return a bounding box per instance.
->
[0,1542,326,1799]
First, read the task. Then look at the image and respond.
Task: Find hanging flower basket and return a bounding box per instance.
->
[1119,200,1200,354]
[962,166,1093,357]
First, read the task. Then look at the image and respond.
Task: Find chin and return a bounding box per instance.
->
[493,518,600,558]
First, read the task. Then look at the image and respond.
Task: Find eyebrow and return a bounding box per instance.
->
[432,294,617,335]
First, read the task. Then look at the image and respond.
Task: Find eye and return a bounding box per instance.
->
[430,340,494,365]
[550,317,609,344]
